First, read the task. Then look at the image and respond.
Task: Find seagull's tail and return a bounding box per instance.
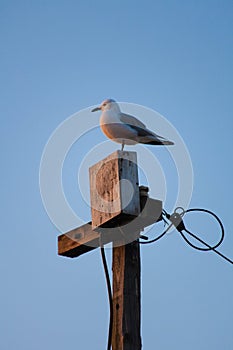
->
[132,125,174,146]
[145,139,174,146]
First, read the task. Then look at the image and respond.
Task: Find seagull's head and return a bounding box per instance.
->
[91,99,120,113]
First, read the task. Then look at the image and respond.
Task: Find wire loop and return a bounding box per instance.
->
[181,208,224,251]
[140,206,233,265]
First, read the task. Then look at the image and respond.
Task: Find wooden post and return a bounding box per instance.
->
[112,239,141,350]
[57,150,163,350]
[89,151,142,350]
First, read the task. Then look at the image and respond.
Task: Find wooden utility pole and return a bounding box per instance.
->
[58,151,163,349]
[112,240,141,349]
[89,151,141,349]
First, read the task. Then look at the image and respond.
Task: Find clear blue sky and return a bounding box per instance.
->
[1,1,233,349]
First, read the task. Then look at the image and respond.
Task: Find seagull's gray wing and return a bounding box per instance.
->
[120,113,165,139]
[120,112,174,145]
[120,113,146,129]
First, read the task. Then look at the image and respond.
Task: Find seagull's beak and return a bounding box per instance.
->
[91,106,101,112]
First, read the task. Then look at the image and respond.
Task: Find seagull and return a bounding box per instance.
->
[91,99,174,151]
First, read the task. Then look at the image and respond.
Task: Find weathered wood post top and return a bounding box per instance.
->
[89,150,140,229]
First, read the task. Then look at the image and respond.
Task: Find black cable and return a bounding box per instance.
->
[139,222,172,244]
[174,208,233,265]
[99,235,113,350]
[183,208,224,251]
[140,206,233,265]
[181,228,233,265]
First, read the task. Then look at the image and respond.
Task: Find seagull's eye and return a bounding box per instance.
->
[103,103,106,106]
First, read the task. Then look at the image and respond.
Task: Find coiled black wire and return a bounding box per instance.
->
[181,208,224,250]
[180,208,233,265]
[140,207,233,265]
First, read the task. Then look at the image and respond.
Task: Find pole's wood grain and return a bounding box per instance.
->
[112,239,142,350]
